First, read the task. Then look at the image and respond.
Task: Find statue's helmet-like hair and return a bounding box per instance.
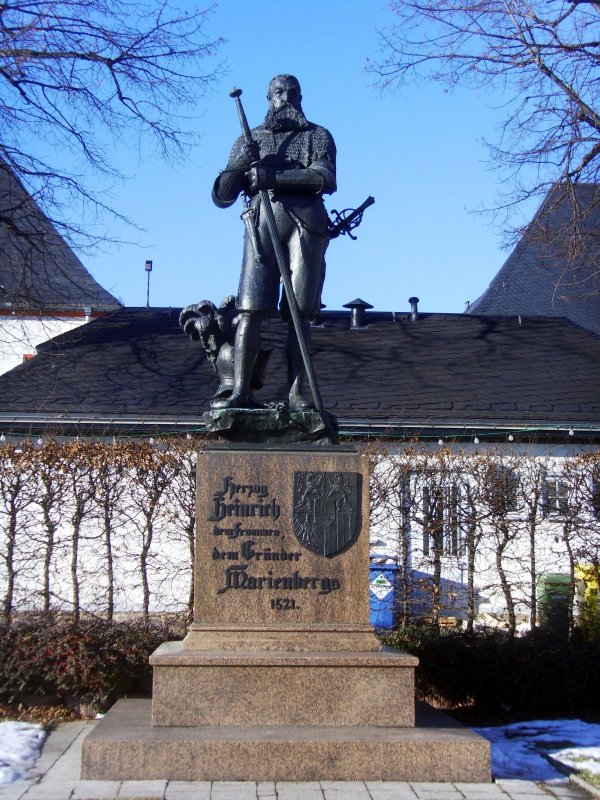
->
[267,74,301,101]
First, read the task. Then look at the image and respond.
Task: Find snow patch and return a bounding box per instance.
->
[0,721,45,785]
[474,719,600,780]
[550,746,600,776]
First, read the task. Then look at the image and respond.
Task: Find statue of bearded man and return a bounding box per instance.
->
[211,74,337,410]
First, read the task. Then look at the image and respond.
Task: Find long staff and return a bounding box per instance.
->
[230,87,324,413]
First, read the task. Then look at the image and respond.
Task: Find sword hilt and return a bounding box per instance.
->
[229,87,254,144]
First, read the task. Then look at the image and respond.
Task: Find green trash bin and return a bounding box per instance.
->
[538,572,571,635]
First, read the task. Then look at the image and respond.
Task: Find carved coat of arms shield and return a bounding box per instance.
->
[292,471,361,557]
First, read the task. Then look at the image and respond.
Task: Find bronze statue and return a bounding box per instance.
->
[210,74,336,411]
[180,76,372,424]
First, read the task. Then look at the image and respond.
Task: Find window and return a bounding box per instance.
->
[542,477,569,517]
[422,484,461,557]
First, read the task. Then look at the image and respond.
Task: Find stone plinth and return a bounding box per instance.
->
[82,699,491,783]
[188,447,375,645]
[181,622,379,652]
[81,444,491,783]
[150,642,417,728]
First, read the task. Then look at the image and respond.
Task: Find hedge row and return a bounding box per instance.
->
[0,615,183,714]
[383,624,600,719]
[2,616,598,721]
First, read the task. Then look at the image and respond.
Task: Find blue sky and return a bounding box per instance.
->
[85,0,538,314]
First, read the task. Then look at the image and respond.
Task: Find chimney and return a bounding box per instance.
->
[343,298,373,329]
[408,296,420,321]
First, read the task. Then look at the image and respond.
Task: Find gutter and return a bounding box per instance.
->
[339,419,600,443]
[0,413,599,443]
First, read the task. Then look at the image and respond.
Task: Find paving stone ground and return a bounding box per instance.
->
[0,722,593,800]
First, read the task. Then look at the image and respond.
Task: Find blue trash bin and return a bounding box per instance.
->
[369,562,399,629]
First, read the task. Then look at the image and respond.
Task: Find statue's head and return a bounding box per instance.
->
[264,75,307,131]
[267,74,302,111]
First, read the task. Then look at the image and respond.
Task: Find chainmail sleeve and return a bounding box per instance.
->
[308,127,336,194]
[211,135,248,209]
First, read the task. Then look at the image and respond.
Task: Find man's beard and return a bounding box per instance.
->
[264,104,308,131]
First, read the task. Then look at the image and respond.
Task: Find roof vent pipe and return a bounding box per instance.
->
[408,296,420,321]
[343,298,373,329]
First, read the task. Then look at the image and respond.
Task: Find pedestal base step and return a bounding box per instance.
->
[81,699,491,783]
[150,644,417,727]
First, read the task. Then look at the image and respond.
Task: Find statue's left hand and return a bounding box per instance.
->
[247,165,276,192]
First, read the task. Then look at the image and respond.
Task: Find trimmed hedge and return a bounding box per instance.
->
[3,616,597,721]
[382,624,600,719]
[0,616,183,714]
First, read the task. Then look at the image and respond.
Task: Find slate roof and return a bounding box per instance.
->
[469,183,600,335]
[0,306,599,441]
[0,161,121,312]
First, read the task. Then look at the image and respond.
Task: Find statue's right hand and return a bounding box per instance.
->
[246,165,276,192]
[236,140,260,167]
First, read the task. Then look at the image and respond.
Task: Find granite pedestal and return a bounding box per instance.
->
[82,445,490,782]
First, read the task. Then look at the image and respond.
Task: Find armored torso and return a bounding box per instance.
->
[228,122,336,194]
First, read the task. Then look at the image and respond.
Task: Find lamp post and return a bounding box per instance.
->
[145,260,153,307]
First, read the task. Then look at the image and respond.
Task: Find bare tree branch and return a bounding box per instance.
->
[370,0,600,264]
[0,0,223,246]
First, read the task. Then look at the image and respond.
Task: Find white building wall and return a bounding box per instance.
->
[370,444,600,629]
[0,314,90,374]
[0,441,598,626]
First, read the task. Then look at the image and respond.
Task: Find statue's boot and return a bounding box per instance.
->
[287,319,315,411]
[211,313,261,409]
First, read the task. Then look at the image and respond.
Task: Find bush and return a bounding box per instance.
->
[382,624,600,719]
[0,615,183,714]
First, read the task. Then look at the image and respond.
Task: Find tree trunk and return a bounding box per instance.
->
[41,501,55,614]
[466,538,476,634]
[2,494,18,626]
[103,497,114,624]
[528,519,538,630]
[496,526,516,636]
[71,505,83,625]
